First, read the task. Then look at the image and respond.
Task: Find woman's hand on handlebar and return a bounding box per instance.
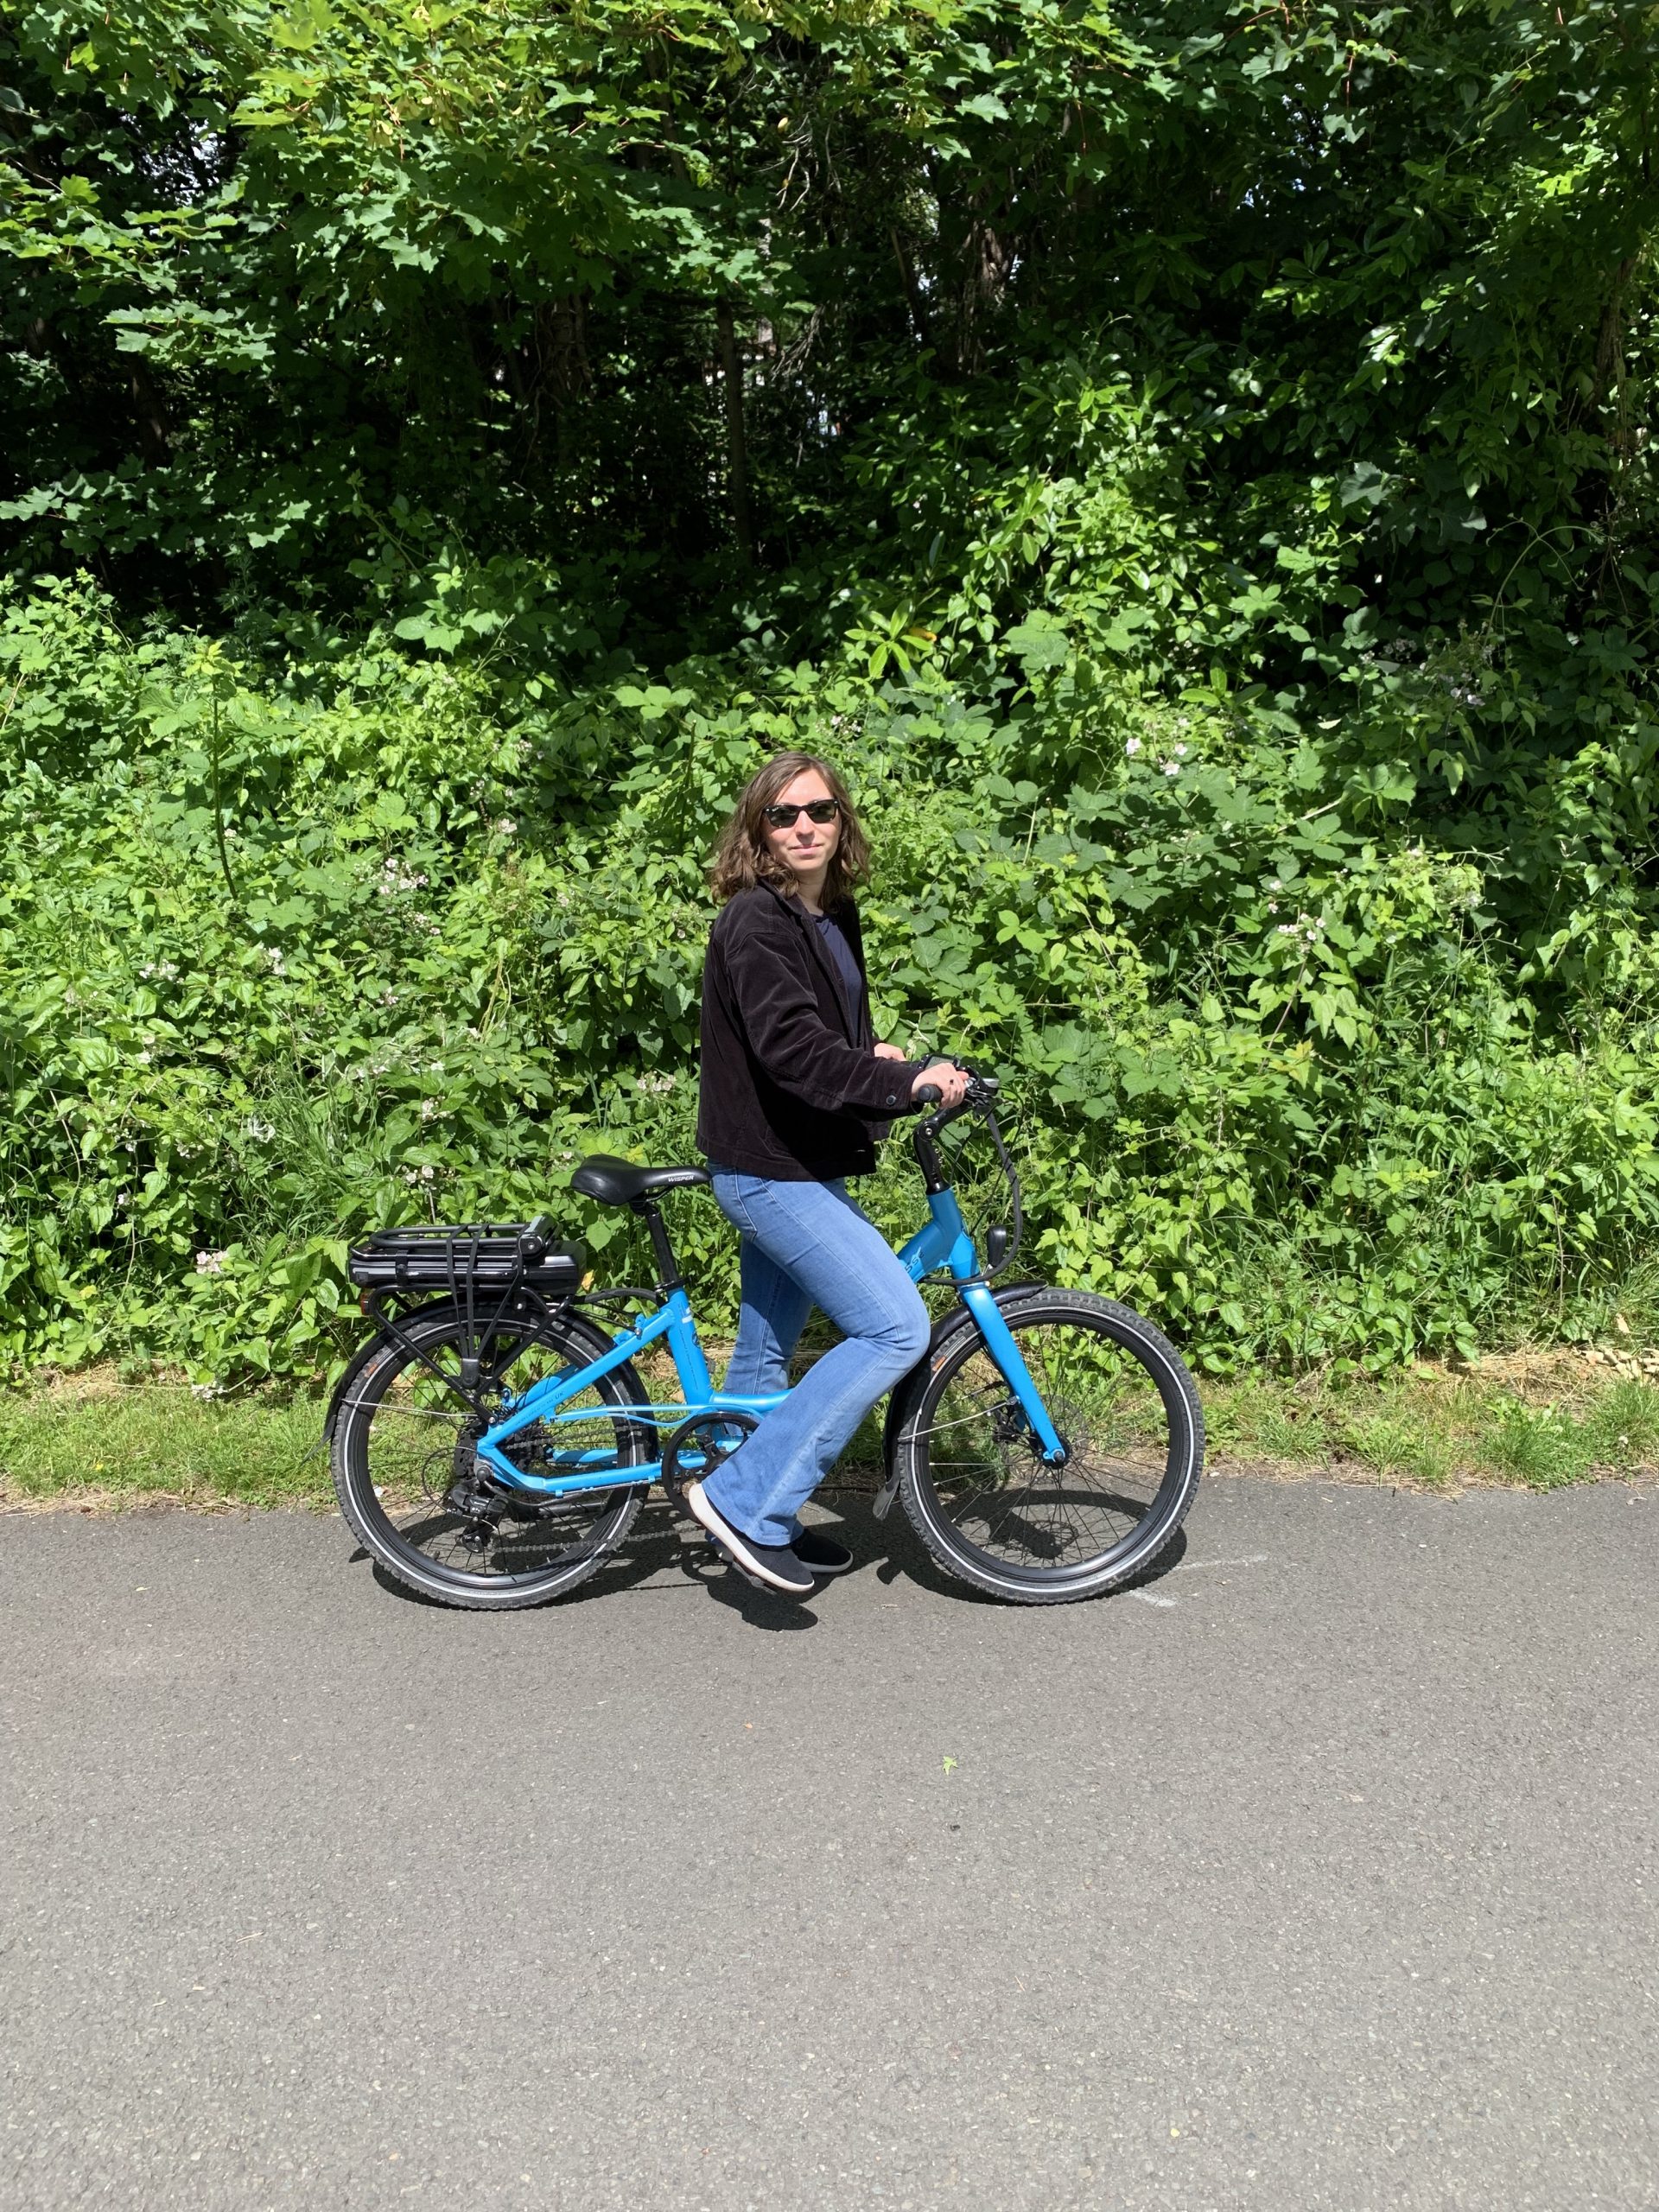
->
[912,1058,971,1109]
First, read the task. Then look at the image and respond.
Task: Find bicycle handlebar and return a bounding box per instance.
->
[909,1062,1021,1280]
[914,1066,999,1118]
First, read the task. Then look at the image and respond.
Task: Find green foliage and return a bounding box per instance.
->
[3,3,1659,1382]
[5,1,1656,648]
[3,569,1659,1382]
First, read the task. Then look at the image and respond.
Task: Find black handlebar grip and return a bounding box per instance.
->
[915,1084,943,1107]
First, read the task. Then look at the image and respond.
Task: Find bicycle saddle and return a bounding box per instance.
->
[570,1155,711,1207]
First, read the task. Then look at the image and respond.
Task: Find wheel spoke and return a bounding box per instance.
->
[913,1307,1192,1582]
[336,1317,647,1601]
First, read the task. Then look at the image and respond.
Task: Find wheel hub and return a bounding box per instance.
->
[990,1396,1071,1466]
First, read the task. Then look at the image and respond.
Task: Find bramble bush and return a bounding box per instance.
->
[3,566,1658,1384]
[4,0,1658,1382]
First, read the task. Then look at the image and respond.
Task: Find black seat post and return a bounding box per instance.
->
[634,1199,683,1293]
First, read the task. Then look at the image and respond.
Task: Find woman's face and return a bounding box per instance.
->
[760,768,842,887]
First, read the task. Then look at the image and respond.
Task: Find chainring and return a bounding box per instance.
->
[660,1409,760,1506]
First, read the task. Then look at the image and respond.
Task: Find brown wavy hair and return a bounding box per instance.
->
[709,752,872,906]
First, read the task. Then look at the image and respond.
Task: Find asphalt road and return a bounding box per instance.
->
[3,1477,1656,2212]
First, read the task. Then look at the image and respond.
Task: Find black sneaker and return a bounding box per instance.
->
[791,1527,854,1576]
[685,1480,816,1595]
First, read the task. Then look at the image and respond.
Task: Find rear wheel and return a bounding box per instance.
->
[893,1288,1203,1604]
[331,1305,652,1610]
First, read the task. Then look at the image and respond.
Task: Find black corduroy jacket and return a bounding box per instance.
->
[695,883,928,1180]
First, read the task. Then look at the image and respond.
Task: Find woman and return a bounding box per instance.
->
[687,751,971,1595]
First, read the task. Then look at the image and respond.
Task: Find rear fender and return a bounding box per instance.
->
[321,1300,625,1448]
[321,1299,464,1448]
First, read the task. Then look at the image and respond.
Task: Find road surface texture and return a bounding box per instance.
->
[3,1477,1656,2212]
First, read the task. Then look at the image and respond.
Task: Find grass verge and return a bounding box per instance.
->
[0,1377,333,1509]
[3,1348,1656,1510]
[1205,1349,1659,1491]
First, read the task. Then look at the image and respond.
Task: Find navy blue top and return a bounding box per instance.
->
[813,911,868,1046]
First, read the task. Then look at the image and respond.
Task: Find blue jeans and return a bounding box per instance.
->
[701,1166,931,1548]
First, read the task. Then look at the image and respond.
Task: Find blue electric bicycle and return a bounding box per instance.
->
[327,1076,1204,1608]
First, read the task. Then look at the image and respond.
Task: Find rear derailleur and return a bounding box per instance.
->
[442,1422,516,1550]
[443,1422,592,1547]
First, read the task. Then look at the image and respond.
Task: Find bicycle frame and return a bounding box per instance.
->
[471,1184,1065,1497]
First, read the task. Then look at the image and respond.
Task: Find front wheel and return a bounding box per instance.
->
[892,1288,1203,1604]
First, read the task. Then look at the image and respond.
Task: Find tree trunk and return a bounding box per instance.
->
[891,227,933,353]
[715,301,753,566]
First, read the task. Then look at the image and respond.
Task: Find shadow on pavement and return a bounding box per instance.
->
[359,1511,688,1612]
[854,1489,1189,1605]
[351,1485,1187,1617]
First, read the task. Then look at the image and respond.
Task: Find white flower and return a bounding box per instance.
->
[1124,738,1142,756]
[1274,912,1325,949]
[1174,743,1188,757]
[194,1249,229,1275]
[378,858,429,897]
[191,1382,226,1402]
[419,1100,439,1122]
[241,1116,275,1142]
[1163,762,1180,778]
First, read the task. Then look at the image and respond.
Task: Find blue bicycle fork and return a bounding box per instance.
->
[897,1190,1066,1463]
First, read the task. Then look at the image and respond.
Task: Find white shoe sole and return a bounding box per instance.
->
[684,1481,814,1594]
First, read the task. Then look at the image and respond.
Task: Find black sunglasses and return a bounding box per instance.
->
[763,798,842,829]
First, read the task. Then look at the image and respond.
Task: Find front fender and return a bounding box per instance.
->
[877,1281,1049,1505]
